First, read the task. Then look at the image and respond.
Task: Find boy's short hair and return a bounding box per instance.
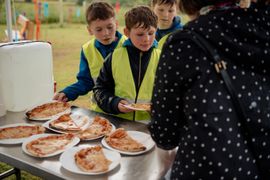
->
[125,6,158,30]
[86,2,115,25]
[151,0,177,7]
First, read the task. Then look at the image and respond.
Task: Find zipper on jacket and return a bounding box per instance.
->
[137,52,143,90]
[133,52,143,121]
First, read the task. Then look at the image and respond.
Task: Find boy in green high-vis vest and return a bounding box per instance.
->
[53,2,126,110]
[93,6,161,121]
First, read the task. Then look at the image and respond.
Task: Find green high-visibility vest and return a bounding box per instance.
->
[82,35,126,111]
[157,33,170,50]
[109,47,161,120]
[82,36,126,80]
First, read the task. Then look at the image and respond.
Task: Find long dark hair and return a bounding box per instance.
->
[179,0,270,15]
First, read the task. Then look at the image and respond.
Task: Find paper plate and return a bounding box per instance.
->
[60,146,121,175]
[102,131,155,155]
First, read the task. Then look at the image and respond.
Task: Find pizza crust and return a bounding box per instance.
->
[0,125,45,140]
[105,128,146,152]
[78,116,112,140]
[74,146,111,173]
[26,101,71,119]
[26,134,75,157]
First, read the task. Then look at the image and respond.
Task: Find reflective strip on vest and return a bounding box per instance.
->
[111,47,161,120]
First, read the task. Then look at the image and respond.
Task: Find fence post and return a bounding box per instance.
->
[83,1,87,17]
[59,0,64,26]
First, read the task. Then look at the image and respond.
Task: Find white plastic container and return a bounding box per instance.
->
[0,41,54,112]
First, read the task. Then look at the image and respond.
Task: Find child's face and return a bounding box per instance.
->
[153,3,177,29]
[124,25,156,52]
[87,17,117,45]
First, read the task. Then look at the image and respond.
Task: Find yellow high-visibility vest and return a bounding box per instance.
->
[109,47,161,120]
[157,33,170,50]
[82,35,126,111]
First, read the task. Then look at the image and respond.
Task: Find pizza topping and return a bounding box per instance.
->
[105,128,146,152]
[26,101,71,119]
[75,146,111,173]
[26,134,75,157]
[49,114,88,132]
[0,125,45,140]
[78,116,112,140]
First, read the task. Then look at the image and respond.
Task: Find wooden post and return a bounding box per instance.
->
[83,1,87,16]
[33,0,41,40]
[59,0,64,27]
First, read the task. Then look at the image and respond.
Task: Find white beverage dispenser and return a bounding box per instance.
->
[0,41,54,112]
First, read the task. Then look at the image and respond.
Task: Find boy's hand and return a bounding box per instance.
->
[53,92,68,102]
[118,100,134,113]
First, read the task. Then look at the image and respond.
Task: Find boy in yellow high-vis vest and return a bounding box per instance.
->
[93,6,161,121]
[53,2,126,110]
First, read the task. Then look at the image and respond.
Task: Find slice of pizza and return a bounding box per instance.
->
[75,145,111,173]
[0,125,45,140]
[26,101,71,119]
[105,128,146,152]
[49,114,88,132]
[78,116,112,140]
[130,103,151,111]
[26,134,75,157]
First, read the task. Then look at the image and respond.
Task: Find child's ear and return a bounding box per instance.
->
[87,26,94,35]
[123,27,130,38]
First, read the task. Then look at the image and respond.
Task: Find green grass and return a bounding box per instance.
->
[0,162,42,180]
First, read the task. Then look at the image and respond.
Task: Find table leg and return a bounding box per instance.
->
[0,167,21,179]
[15,167,21,180]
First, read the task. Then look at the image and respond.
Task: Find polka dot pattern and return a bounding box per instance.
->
[149,5,270,180]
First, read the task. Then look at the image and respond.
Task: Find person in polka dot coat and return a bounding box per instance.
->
[149,0,270,179]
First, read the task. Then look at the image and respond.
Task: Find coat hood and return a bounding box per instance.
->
[185,3,270,74]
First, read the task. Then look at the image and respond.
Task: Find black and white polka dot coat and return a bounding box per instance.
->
[149,3,270,180]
